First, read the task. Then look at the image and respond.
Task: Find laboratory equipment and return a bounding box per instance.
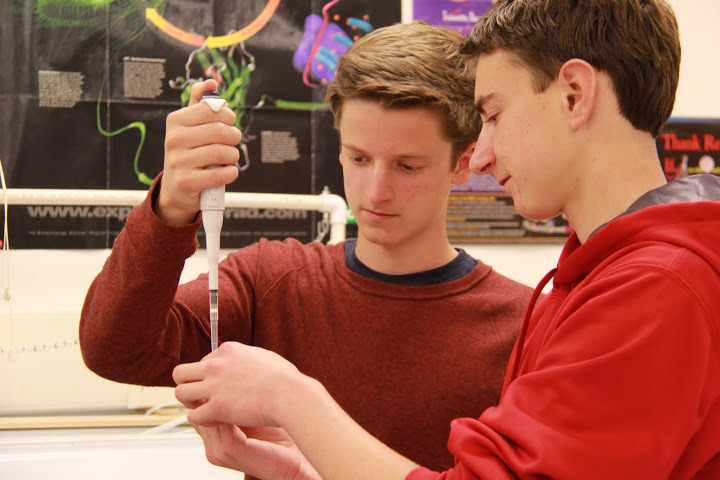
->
[200,90,229,352]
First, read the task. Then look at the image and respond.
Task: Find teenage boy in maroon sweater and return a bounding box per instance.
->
[173,1,720,479]
[79,21,535,474]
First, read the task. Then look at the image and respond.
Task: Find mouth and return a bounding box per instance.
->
[362,208,396,221]
[498,177,510,188]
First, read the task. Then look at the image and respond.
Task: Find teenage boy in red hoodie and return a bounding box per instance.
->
[173,0,720,478]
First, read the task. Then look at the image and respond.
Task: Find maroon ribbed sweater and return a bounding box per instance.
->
[79,184,534,472]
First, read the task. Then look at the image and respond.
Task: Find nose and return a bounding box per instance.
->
[469,128,496,175]
[366,164,393,203]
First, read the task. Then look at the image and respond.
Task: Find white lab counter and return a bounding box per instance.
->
[0,422,244,479]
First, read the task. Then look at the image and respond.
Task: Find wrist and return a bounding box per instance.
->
[152,181,199,226]
[155,203,199,226]
[269,371,325,427]
[268,372,419,480]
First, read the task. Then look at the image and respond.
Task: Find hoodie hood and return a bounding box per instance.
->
[505,173,720,385]
[554,174,720,287]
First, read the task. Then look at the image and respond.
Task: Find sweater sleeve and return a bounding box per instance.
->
[407,253,719,479]
[78,176,256,386]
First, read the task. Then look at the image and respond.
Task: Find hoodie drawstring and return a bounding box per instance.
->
[508,267,557,383]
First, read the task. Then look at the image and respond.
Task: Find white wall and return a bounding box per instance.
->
[0,0,718,410]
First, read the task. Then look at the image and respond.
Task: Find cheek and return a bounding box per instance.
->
[342,174,361,205]
[396,177,427,203]
[401,184,418,202]
[342,165,362,191]
[400,180,443,209]
[504,122,539,170]
[512,120,534,152]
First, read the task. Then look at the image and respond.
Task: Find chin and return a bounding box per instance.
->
[516,205,561,223]
[364,234,395,247]
[359,228,397,247]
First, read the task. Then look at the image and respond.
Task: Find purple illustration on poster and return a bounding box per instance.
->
[412,0,496,35]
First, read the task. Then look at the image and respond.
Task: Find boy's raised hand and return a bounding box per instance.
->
[155,79,243,225]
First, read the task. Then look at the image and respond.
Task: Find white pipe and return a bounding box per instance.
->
[2,188,348,243]
[3,189,148,206]
[322,190,349,245]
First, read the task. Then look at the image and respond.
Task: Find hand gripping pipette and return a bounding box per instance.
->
[200,91,228,352]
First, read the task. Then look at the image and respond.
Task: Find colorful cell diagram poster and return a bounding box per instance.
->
[0,0,399,248]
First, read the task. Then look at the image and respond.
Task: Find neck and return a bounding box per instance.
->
[354,231,458,275]
[566,126,667,243]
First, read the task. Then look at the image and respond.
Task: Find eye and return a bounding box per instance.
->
[343,152,367,164]
[483,114,498,124]
[399,163,419,172]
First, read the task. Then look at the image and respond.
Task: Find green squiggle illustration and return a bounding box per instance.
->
[259,94,327,110]
[96,86,151,185]
[36,0,114,27]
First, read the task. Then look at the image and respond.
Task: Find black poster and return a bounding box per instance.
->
[0,0,397,248]
[657,118,720,180]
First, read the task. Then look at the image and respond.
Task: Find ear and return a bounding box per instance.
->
[451,142,474,185]
[557,59,597,130]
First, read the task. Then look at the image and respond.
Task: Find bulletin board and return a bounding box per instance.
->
[445,117,720,243]
[0,0,398,248]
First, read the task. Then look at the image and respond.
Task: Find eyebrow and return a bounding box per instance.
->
[341,144,368,155]
[342,144,430,160]
[474,93,497,115]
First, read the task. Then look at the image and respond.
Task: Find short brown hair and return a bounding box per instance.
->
[462,0,681,138]
[326,21,481,167]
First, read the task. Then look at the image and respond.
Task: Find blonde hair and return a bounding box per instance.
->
[326,21,481,167]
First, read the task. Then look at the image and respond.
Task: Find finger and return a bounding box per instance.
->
[167,104,239,131]
[200,423,252,471]
[189,144,242,172]
[164,161,239,198]
[198,98,237,125]
[187,122,242,148]
[172,361,206,385]
[193,423,224,467]
[192,422,212,447]
[217,423,248,448]
[193,162,240,192]
[189,80,238,126]
[188,79,218,106]
[187,402,220,427]
[165,123,241,158]
[174,382,211,409]
[242,426,291,445]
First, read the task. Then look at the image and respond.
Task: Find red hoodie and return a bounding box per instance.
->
[409,175,720,479]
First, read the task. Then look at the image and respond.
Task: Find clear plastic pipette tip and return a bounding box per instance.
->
[210,289,218,351]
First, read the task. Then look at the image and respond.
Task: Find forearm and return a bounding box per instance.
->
[278,374,419,480]
[79,183,202,385]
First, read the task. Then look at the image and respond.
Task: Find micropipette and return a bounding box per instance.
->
[200,90,228,352]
